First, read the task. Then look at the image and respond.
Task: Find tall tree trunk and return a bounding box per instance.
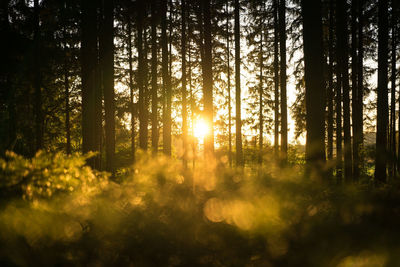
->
[273,0,279,156]
[33,0,43,151]
[138,0,147,151]
[279,0,287,163]
[351,0,360,180]
[162,0,171,155]
[327,0,334,164]
[151,0,158,154]
[63,22,71,155]
[258,5,264,164]
[81,0,99,168]
[226,0,232,167]
[336,49,343,181]
[389,0,397,176]
[127,15,135,163]
[234,0,242,166]
[301,0,326,176]
[375,0,389,183]
[336,0,353,181]
[102,0,115,173]
[356,0,364,176]
[181,0,188,167]
[203,0,214,157]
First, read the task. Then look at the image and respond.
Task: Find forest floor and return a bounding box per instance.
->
[1,151,400,266]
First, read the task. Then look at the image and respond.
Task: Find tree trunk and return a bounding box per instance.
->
[336,0,353,181]
[234,0,242,166]
[279,0,287,163]
[102,0,115,174]
[375,0,389,183]
[127,15,135,163]
[226,0,232,167]
[351,0,360,180]
[389,0,397,176]
[151,0,158,154]
[162,0,171,155]
[327,0,334,164]
[63,23,71,155]
[181,0,188,167]
[356,0,364,176]
[301,0,326,176]
[273,0,279,156]
[33,0,43,151]
[258,4,264,164]
[138,0,147,151]
[81,0,99,168]
[202,0,214,157]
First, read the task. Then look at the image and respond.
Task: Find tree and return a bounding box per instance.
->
[102,0,115,173]
[181,0,188,167]
[202,0,214,157]
[234,0,242,166]
[375,0,389,183]
[273,0,279,156]
[301,0,326,175]
[326,0,334,166]
[279,0,287,163]
[81,0,100,168]
[151,0,159,154]
[162,0,172,156]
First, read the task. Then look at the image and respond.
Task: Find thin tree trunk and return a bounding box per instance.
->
[151,0,158,154]
[128,16,135,163]
[279,0,287,163]
[33,0,43,151]
[273,0,279,156]
[162,0,172,155]
[258,4,264,164]
[234,0,242,166]
[351,0,360,180]
[181,0,188,168]
[226,0,232,167]
[336,0,353,181]
[63,23,71,155]
[301,0,326,176]
[389,0,397,177]
[375,0,389,183]
[357,0,364,175]
[138,0,147,151]
[327,0,334,163]
[203,0,214,157]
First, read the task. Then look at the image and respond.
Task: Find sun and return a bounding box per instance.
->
[193,119,210,140]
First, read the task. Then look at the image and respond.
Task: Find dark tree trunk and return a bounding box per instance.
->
[63,24,71,155]
[351,0,360,180]
[127,16,135,163]
[258,4,264,164]
[162,0,171,155]
[226,0,232,167]
[102,0,115,174]
[301,0,326,175]
[336,0,353,181]
[234,0,242,165]
[279,0,287,163]
[181,0,188,167]
[327,0,334,163]
[81,0,99,168]
[33,0,43,151]
[137,0,147,151]
[273,0,279,156]
[151,0,158,154]
[389,0,397,176]
[375,0,389,183]
[202,0,214,157]
[356,0,364,175]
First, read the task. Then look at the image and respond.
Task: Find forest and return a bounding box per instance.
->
[0,0,399,266]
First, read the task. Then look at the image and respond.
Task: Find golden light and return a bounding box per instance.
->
[193,118,210,140]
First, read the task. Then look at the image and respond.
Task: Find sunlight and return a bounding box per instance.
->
[193,118,210,140]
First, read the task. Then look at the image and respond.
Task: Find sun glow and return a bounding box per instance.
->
[193,119,210,140]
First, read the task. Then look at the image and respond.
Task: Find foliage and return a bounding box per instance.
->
[1,152,400,266]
